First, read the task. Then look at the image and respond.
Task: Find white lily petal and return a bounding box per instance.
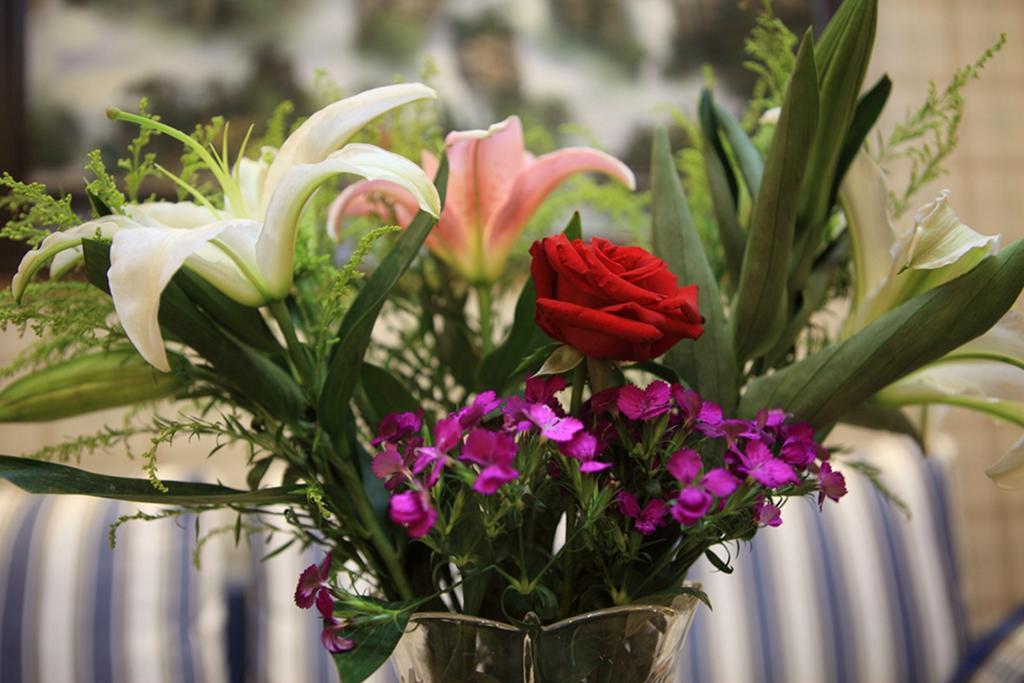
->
[258,143,440,298]
[124,201,220,227]
[49,246,84,279]
[229,156,269,219]
[899,190,999,271]
[12,217,139,300]
[944,310,1024,370]
[986,436,1024,490]
[261,83,436,211]
[108,220,257,372]
[839,150,898,308]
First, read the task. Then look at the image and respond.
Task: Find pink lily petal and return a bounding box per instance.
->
[489,147,636,253]
[327,179,420,240]
[444,116,528,237]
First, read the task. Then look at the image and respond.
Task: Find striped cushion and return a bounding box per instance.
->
[680,451,967,683]
[246,448,968,683]
[0,486,230,683]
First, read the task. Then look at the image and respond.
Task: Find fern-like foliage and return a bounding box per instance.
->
[874,33,1007,217]
[741,0,798,132]
[178,115,227,204]
[117,97,162,202]
[0,283,124,379]
[84,149,127,215]
[0,174,78,246]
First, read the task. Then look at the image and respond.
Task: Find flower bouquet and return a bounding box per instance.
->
[2,0,1023,680]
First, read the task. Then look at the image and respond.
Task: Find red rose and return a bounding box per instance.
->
[530,235,704,361]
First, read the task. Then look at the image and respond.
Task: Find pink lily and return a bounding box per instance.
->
[327,115,636,283]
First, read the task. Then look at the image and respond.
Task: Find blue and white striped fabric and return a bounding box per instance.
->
[679,451,967,683]
[0,487,230,683]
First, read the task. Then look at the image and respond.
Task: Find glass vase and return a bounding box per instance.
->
[390,589,701,683]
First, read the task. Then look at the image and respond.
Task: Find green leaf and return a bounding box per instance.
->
[739,239,1024,431]
[333,607,415,683]
[830,74,892,206]
[732,33,819,362]
[319,158,448,439]
[86,189,115,218]
[837,402,922,447]
[357,363,420,432]
[81,239,307,422]
[563,210,583,241]
[713,100,763,198]
[651,126,737,413]
[535,344,584,376]
[699,90,746,280]
[0,455,304,505]
[792,0,878,291]
[174,269,284,357]
[510,342,562,380]
[704,548,734,574]
[0,349,187,422]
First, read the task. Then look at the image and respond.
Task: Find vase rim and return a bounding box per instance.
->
[407,581,703,632]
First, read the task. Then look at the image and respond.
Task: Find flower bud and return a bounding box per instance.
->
[0,350,186,422]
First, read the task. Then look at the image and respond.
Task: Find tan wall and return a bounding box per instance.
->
[870,0,1024,634]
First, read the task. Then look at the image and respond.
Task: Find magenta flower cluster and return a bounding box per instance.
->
[369,378,846,541]
[294,553,355,654]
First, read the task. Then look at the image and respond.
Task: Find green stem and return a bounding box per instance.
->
[268,299,312,386]
[477,284,494,355]
[334,456,415,600]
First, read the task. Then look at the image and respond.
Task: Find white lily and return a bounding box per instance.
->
[986,437,1024,490]
[13,84,441,372]
[839,150,999,336]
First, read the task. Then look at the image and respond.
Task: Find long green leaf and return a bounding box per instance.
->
[713,100,763,198]
[357,363,421,432]
[791,0,878,291]
[175,268,284,356]
[0,455,304,505]
[699,90,746,280]
[740,240,1024,430]
[731,33,819,362]
[651,126,736,413]
[829,74,892,207]
[333,604,416,683]
[81,239,306,422]
[319,159,448,438]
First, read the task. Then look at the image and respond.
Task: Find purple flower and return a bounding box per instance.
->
[389,490,437,538]
[295,552,335,619]
[371,444,408,491]
[524,404,583,442]
[780,423,818,468]
[702,468,740,498]
[412,446,447,487]
[671,385,702,422]
[557,431,610,472]
[434,416,464,452]
[817,462,847,508]
[461,428,519,494]
[740,440,799,488]
[525,375,566,405]
[753,499,782,527]
[671,487,712,526]
[589,387,620,416]
[617,491,668,535]
[455,391,502,429]
[321,618,356,653]
[617,381,672,420]
[372,411,422,446]
[666,449,701,484]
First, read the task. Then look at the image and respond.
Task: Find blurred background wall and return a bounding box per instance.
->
[0,0,1022,635]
